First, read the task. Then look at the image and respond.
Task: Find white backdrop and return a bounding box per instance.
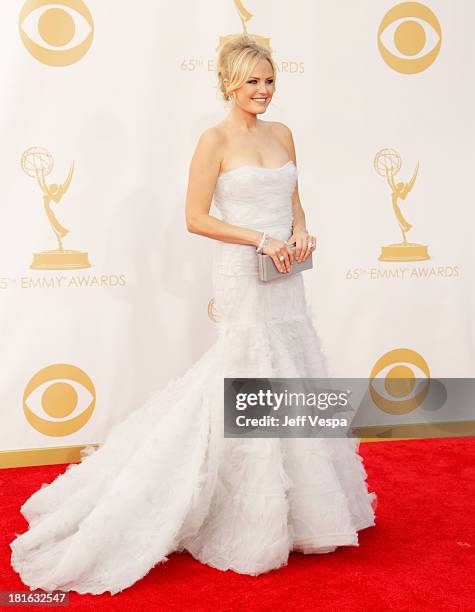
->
[1,0,474,465]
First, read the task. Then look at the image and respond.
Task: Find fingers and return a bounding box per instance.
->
[283,248,292,272]
[272,254,285,273]
[279,250,291,273]
[287,244,295,265]
[299,240,310,262]
[295,239,303,262]
[306,235,317,258]
[273,247,293,273]
[297,235,317,262]
[267,238,296,273]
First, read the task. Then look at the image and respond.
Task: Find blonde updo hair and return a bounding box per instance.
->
[216,34,276,103]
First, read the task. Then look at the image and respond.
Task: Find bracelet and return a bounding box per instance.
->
[256,232,268,254]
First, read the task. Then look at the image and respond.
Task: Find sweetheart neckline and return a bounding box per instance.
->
[217,159,295,179]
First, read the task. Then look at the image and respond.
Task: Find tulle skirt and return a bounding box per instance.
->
[10,232,377,595]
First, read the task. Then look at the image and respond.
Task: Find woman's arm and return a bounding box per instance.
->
[185,128,261,247]
[272,122,315,262]
[271,122,307,233]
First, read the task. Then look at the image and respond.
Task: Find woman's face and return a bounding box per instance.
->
[233,58,274,114]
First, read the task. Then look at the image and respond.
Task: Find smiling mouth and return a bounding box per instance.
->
[252,98,268,102]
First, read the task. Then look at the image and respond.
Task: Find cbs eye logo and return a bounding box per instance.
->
[19,0,94,66]
[23,364,96,436]
[378,2,442,74]
[369,348,430,415]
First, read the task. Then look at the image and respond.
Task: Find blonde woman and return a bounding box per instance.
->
[10,35,377,596]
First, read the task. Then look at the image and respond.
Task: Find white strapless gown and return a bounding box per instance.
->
[10,160,377,595]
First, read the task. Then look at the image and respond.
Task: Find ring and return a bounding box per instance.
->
[278,255,285,261]
[308,242,315,248]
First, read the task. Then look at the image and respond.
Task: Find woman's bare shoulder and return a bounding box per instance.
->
[191,125,227,169]
[267,121,295,159]
[268,120,293,138]
[196,124,227,147]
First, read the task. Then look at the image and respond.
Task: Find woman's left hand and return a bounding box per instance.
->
[286,229,317,262]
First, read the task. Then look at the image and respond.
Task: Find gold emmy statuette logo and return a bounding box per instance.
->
[218,0,271,51]
[21,146,91,270]
[369,348,430,415]
[23,363,96,436]
[378,2,442,74]
[19,0,94,66]
[374,148,429,262]
[207,297,221,322]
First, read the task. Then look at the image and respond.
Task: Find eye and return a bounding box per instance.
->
[369,348,430,415]
[18,0,94,66]
[23,363,96,436]
[377,2,442,73]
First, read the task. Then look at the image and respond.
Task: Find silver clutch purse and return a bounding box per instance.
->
[257,243,313,282]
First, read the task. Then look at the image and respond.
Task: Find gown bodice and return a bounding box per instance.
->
[213,160,298,238]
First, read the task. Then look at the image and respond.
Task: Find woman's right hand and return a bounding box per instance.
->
[262,236,295,273]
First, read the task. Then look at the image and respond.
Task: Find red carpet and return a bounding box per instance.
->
[1,437,474,611]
